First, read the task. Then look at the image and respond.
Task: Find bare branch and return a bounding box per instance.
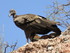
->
[46,0,70,29]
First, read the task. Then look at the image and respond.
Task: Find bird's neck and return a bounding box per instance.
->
[13,14,17,18]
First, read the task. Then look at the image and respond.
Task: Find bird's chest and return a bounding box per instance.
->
[14,21,27,30]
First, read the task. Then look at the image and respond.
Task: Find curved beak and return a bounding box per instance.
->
[8,14,11,17]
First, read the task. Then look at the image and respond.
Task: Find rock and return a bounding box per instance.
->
[10,26,70,53]
[61,26,70,36]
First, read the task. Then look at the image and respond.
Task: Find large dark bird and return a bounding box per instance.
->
[9,9,61,42]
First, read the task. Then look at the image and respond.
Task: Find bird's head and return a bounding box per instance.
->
[9,9,16,17]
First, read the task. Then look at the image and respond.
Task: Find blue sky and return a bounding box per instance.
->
[0,0,68,52]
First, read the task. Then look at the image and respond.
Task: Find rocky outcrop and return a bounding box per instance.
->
[10,26,70,53]
[61,26,70,35]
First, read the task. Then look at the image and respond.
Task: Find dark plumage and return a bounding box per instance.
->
[9,9,61,42]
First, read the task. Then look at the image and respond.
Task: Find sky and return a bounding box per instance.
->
[0,0,68,52]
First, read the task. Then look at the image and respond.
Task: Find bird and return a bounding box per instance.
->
[9,9,61,43]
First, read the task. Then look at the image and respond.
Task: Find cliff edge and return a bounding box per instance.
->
[11,26,70,53]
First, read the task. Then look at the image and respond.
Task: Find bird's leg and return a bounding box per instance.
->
[30,35,35,42]
[24,31,30,43]
[26,38,29,43]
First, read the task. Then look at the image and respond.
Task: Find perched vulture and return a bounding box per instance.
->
[9,9,61,43]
